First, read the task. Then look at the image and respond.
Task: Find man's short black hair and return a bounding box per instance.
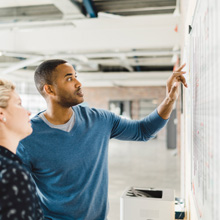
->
[34,59,67,96]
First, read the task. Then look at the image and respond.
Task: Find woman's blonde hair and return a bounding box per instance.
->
[0,79,15,108]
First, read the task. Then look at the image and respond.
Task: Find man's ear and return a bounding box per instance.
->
[43,84,55,96]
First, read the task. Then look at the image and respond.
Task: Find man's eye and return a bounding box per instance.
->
[67,77,72,81]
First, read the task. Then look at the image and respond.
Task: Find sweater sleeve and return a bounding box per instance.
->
[110,109,168,141]
[16,143,32,173]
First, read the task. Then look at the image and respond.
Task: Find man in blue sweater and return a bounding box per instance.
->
[17,59,187,220]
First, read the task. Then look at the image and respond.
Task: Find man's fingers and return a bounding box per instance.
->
[167,63,188,93]
[176,63,186,72]
[177,75,188,87]
[172,71,186,78]
[172,71,187,88]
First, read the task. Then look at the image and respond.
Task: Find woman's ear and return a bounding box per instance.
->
[43,84,55,96]
[0,108,6,123]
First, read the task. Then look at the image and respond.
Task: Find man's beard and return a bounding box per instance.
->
[56,96,83,108]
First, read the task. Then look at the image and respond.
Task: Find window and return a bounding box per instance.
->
[139,99,158,119]
[109,100,131,119]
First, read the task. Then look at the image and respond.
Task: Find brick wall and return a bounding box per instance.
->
[82,86,167,140]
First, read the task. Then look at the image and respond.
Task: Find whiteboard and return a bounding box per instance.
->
[188,0,220,219]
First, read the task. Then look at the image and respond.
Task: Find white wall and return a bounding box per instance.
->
[180,0,199,219]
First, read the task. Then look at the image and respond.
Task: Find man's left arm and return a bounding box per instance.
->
[157,63,187,120]
[110,63,187,141]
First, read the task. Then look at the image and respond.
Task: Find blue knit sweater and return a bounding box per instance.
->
[17,105,168,220]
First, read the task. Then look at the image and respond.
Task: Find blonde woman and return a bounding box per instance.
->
[0,79,44,220]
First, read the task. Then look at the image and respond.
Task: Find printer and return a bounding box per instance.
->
[120,187,175,220]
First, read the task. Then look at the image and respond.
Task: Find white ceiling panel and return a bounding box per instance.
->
[0,0,180,87]
[0,14,179,53]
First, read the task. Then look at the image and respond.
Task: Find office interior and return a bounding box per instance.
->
[0,0,218,219]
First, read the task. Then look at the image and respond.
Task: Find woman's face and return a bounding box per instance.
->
[4,90,32,139]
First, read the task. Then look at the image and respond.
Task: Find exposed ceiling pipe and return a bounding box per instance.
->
[0,56,44,75]
[117,54,133,72]
[98,12,121,19]
[0,49,180,68]
[49,50,181,59]
[84,50,181,58]
[22,49,180,61]
[2,49,181,58]
[71,55,99,70]
[0,20,76,29]
[173,0,180,16]
[82,0,97,18]
[0,0,52,8]
[3,51,42,58]
[107,6,176,13]
[52,0,85,19]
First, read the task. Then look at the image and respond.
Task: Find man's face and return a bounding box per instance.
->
[50,63,84,107]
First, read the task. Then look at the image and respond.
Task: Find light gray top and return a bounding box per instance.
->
[39,111,75,132]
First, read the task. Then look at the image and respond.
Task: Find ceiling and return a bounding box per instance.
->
[0,0,181,87]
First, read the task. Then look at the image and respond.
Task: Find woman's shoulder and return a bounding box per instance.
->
[0,158,44,220]
[0,158,30,186]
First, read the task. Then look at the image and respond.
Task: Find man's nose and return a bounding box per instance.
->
[75,78,82,88]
